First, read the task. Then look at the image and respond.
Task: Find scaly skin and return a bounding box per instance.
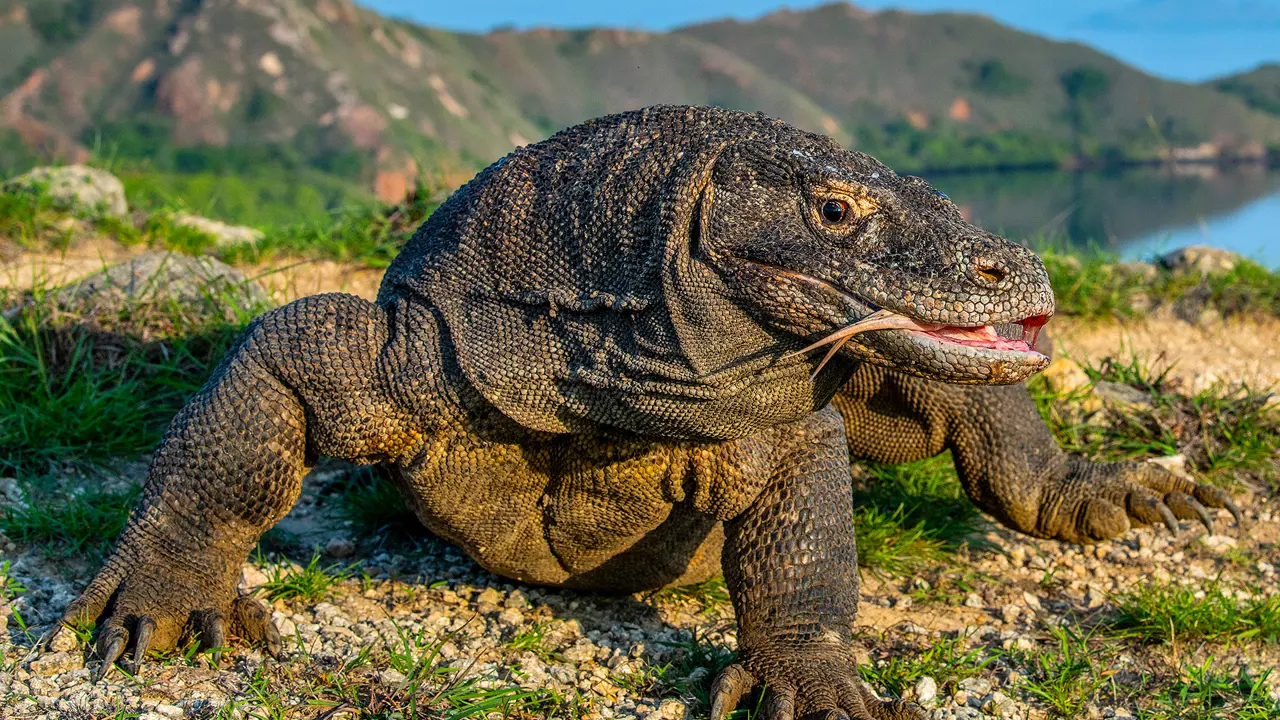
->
[53,106,1238,720]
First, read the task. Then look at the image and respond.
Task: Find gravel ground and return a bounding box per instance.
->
[2,456,1278,720]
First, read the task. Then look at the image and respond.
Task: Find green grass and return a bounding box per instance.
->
[1014,626,1117,719]
[852,454,988,574]
[0,173,437,268]
[1109,582,1280,645]
[334,466,422,537]
[1037,242,1280,321]
[0,277,260,479]
[0,485,139,558]
[1138,662,1280,720]
[504,622,565,664]
[1034,353,1280,487]
[258,552,353,604]
[858,635,998,698]
[617,629,742,718]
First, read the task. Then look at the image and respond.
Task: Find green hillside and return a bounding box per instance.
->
[1,0,1278,226]
[1215,63,1280,117]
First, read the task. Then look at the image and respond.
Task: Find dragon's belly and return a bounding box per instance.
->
[393,413,725,591]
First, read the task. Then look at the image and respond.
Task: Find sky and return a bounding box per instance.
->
[364,0,1280,82]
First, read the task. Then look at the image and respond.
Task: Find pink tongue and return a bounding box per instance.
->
[924,325,1032,351]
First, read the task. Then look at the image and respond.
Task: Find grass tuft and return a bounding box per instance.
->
[1139,661,1280,720]
[258,552,352,604]
[1109,582,1280,644]
[858,635,997,698]
[1034,353,1280,488]
[0,485,140,558]
[853,453,988,574]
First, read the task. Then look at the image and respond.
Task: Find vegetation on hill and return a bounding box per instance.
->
[1215,64,1280,118]
[0,0,1278,209]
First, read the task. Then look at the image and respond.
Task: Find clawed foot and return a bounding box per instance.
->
[1036,458,1242,545]
[709,647,923,720]
[48,534,280,681]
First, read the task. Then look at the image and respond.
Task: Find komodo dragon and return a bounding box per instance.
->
[55,105,1239,719]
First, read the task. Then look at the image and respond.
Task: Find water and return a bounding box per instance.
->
[926,166,1280,269]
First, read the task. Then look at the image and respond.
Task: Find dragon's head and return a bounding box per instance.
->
[699,139,1054,385]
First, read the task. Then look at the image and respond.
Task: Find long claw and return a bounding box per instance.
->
[202,613,227,665]
[265,619,283,659]
[1158,504,1180,536]
[128,616,156,675]
[1225,498,1244,526]
[94,631,127,682]
[1189,500,1215,534]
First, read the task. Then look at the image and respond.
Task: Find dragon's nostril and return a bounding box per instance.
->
[974,263,1006,285]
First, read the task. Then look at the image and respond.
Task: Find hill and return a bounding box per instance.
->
[1,0,1279,218]
[1215,63,1280,117]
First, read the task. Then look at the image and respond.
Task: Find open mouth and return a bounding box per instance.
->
[916,314,1048,352]
[790,309,1050,377]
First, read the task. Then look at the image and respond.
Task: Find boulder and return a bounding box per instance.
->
[170,211,264,248]
[5,165,129,218]
[1112,261,1159,283]
[1158,245,1243,275]
[1040,357,1093,397]
[52,251,269,334]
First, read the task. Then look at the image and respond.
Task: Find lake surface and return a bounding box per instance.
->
[924,166,1280,269]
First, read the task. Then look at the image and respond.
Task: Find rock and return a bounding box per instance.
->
[914,675,938,704]
[1041,357,1093,396]
[239,564,270,591]
[1201,535,1239,553]
[324,536,355,558]
[380,668,406,684]
[28,652,81,676]
[1000,604,1021,624]
[655,699,687,719]
[51,252,269,333]
[983,690,1017,717]
[46,626,80,653]
[476,587,502,607]
[963,592,983,608]
[154,704,184,719]
[5,165,129,218]
[1093,381,1152,411]
[169,212,264,249]
[1022,592,1043,612]
[1159,245,1243,275]
[1146,455,1192,480]
[498,608,524,627]
[958,677,992,695]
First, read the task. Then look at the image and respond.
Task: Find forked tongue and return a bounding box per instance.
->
[785,309,944,378]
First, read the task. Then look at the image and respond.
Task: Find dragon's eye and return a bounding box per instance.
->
[820,199,849,224]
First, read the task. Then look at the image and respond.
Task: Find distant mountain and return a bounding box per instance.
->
[1,0,1278,202]
[1215,64,1280,117]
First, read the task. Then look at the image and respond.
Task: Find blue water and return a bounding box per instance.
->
[1121,189,1280,269]
[927,167,1280,270]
